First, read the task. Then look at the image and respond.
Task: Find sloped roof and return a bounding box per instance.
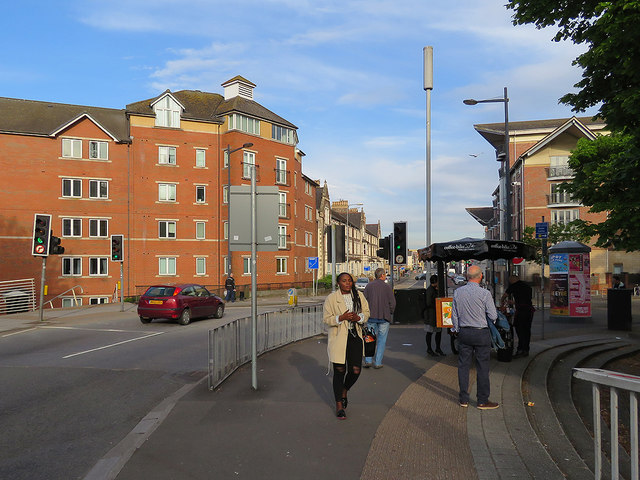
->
[466,207,494,226]
[518,116,599,159]
[126,89,297,129]
[0,97,129,142]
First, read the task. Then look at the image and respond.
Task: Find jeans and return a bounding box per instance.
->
[457,328,491,404]
[225,289,235,302]
[364,318,390,366]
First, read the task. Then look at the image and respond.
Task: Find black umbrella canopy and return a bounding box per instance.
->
[418,237,537,262]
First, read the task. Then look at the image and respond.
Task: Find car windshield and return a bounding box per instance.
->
[357,278,368,284]
[145,286,176,297]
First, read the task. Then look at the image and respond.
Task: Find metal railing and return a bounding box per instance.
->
[208,303,324,390]
[573,368,640,480]
[45,285,84,309]
[0,278,36,315]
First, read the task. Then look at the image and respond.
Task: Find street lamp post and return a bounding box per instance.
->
[463,87,510,241]
[226,142,254,276]
[345,202,363,275]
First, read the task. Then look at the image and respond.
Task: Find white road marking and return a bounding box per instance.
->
[1,328,38,338]
[63,332,165,359]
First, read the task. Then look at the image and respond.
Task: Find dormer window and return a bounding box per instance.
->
[154,96,181,128]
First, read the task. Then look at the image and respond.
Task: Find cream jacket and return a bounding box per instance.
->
[323,289,370,364]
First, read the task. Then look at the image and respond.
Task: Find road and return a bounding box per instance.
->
[0,301,307,480]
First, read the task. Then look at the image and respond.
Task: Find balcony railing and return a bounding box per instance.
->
[278,202,290,219]
[546,166,575,179]
[546,192,579,206]
[275,168,290,186]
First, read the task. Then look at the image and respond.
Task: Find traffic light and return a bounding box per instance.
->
[393,221,407,265]
[32,214,52,256]
[49,234,64,255]
[377,235,390,260]
[111,234,124,262]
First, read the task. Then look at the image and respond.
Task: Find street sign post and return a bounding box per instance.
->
[535,222,549,239]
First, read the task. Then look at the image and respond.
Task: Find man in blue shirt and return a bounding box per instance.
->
[452,265,499,409]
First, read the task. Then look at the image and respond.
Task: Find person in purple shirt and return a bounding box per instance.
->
[363,268,396,368]
[452,265,499,409]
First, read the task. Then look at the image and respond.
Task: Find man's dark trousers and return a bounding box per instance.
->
[514,306,533,353]
[457,328,491,404]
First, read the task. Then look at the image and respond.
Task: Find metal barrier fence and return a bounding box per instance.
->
[208,303,324,390]
[0,278,36,315]
[573,368,640,480]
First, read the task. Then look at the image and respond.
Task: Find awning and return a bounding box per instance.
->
[418,237,536,262]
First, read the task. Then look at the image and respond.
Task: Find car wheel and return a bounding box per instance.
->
[178,308,191,325]
[139,316,151,324]
[214,304,224,319]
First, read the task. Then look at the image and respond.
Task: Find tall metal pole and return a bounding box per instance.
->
[120,263,124,312]
[424,46,433,272]
[503,87,511,241]
[39,257,46,321]
[346,208,349,274]
[226,145,232,276]
[250,163,258,390]
[331,224,336,291]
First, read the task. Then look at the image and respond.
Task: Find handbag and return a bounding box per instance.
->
[362,325,377,357]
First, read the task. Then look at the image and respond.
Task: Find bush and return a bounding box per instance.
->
[317,274,334,290]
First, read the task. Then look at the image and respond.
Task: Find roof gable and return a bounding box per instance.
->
[520,116,599,159]
[50,112,119,141]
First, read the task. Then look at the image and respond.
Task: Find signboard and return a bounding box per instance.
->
[436,297,453,328]
[535,222,549,239]
[229,186,279,251]
[364,266,370,272]
[307,257,319,270]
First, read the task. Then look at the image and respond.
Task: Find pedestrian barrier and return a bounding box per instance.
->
[0,278,36,315]
[208,303,324,390]
[573,368,639,480]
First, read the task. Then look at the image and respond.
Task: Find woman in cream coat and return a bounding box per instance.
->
[323,272,370,419]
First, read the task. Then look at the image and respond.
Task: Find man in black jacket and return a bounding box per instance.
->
[501,275,533,358]
[225,273,236,302]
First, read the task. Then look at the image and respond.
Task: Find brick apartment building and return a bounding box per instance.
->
[469,116,640,289]
[0,76,318,306]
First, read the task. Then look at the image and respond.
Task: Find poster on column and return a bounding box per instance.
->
[550,274,569,315]
[569,253,591,316]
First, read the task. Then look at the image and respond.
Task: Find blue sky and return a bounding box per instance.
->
[2,0,598,249]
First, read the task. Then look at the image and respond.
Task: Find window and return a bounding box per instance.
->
[195,149,206,167]
[228,113,260,135]
[276,158,287,184]
[89,257,108,276]
[154,96,181,128]
[90,297,109,305]
[158,183,176,202]
[243,257,251,275]
[62,218,82,237]
[306,231,313,246]
[62,178,82,198]
[62,138,82,158]
[305,205,313,221]
[223,185,229,204]
[62,257,82,276]
[223,221,228,240]
[195,221,205,239]
[159,257,176,275]
[549,155,572,178]
[279,192,287,218]
[196,185,206,203]
[223,256,229,274]
[159,221,176,239]
[89,219,108,237]
[89,141,108,160]
[158,146,177,165]
[276,257,287,274]
[278,225,287,249]
[242,151,256,179]
[551,209,580,225]
[223,149,229,168]
[196,257,206,275]
[62,297,82,308]
[272,125,296,144]
[305,181,312,195]
[89,180,108,199]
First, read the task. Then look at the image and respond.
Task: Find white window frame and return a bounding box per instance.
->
[62,257,82,276]
[158,146,177,165]
[223,256,229,275]
[223,185,229,204]
[62,138,82,158]
[272,125,295,145]
[158,183,176,202]
[223,149,229,168]
[223,221,228,240]
[278,225,287,249]
[62,218,82,237]
[89,180,108,199]
[154,96,181,128]
[89,297,109,305]
[62,178,82,198]
[243,256,251,275]
[551,209,580,225]
[195,149,206,168]
[62,297,82,308]
[159,257,177,276]
[279,191,287,218]
[276,158,287,184]
[196,257,206,275]
[229,113,260,135]
[89,257,108,276]
[276,257,288,274]
[242,151,256,179]
[196,185,206,204]
[195,221,205,239]
[159,221,177,239]
[89,140,108,160]
[89,219,108,238]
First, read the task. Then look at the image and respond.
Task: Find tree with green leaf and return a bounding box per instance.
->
[522,222,590,265]
[507,1,640,251]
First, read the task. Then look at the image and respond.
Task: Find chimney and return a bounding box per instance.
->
[221,76,256,101]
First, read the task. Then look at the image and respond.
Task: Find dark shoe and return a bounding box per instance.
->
[435,349,446,356]
[459,401,468,408]
[452,348,459,355]
[427,349,437,357]
[336,409,346,419]
[513,351,529,359]
[477,401,499,410]
[363,363,372,368]
[341,397,348,409]
[373,364,383,369]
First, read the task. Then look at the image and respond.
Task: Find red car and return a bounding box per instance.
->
[137,284,225,325]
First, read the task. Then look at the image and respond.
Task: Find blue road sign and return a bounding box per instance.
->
[535,222,549,239]
[364,266,370,272]
[308,257,319,269]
